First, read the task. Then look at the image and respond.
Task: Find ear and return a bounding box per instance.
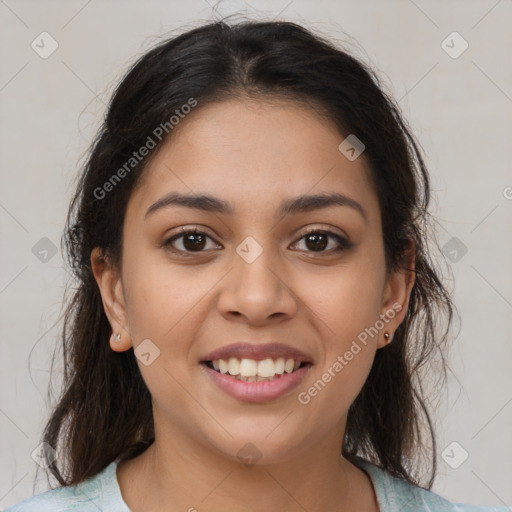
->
[377,241,416,349]
[90,247,132,352]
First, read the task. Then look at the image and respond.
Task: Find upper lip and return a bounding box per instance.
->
[201,342,313,363]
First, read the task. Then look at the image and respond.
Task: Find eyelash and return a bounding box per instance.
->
[162,227,353,256]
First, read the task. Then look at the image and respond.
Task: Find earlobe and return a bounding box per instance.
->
[109,331,127,351]
[378,243,416,348]
[90,247,132,351]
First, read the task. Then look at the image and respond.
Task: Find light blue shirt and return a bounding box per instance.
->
[4,457,509,511]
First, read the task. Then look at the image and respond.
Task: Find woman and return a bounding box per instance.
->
[6,19,507,512]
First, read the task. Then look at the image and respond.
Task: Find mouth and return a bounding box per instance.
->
[199,342,313,403]
[201,357,312,382]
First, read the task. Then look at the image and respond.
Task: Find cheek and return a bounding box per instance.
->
[295,250,385,410]
[296,271,379,429]
[122,249,212,340]
[304,256,386,345]
[120,254,212,415]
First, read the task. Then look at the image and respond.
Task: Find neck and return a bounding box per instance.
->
[116,422,378,512]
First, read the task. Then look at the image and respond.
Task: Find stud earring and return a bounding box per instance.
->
[384,332,391,344]
[113,333,121,343]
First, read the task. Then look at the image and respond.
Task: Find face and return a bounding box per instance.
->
[93,97,412,465]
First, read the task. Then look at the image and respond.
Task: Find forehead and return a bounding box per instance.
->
[127,97,379,223]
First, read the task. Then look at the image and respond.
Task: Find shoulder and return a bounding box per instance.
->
[4,461,130,512]
[3,484,95,512]
[353,457,508,512]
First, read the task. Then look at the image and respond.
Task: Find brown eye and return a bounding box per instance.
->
[163,228,220,254]
[293,230,352,254]
[305,232,328,251]
[182,232,207,251]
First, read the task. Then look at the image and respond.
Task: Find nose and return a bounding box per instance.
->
[216,239,298,326]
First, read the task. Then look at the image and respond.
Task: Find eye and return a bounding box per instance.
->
[162,227,352,256]
[163,227,221,254]
[292,229,352,254]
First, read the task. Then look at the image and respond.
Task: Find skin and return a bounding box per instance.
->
[91,97,415,512]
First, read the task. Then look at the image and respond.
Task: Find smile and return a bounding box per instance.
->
[204,357,308,381]
[200,358,313,403]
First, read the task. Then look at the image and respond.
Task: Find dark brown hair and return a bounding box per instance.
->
[41,19,453,490]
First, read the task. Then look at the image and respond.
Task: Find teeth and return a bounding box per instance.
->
[239,358,257,377]
[257,358,275,378]
[218,359,229,374]
[211,357,304,378]
[227,357,240,376]
[235,374,283,382]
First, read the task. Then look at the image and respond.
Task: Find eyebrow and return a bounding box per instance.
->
[145,191,367,222]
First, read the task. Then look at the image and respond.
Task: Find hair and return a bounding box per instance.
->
[41,19,453,490]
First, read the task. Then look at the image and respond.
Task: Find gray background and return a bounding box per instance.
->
[1,0,511,509]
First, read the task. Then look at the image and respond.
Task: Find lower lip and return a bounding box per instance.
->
[200,363,312,403]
